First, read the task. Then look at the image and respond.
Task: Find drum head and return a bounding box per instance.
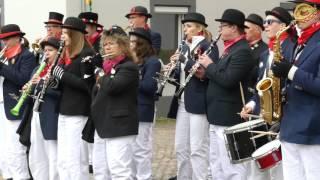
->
[252,139,281,158]
[225,119,265,133]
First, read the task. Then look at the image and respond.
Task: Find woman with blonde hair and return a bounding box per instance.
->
[167,12,219,180]
[91,25,139,180]
[51,17,95,180]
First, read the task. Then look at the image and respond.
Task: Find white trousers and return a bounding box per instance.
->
[246,158,283,180]
[209,125,247,180]
[57,114,89,180]
[93,132,136,180]
[0,103,10,179]
[2,118,30,179]
[281,141,320,180]
[175,102,209,180]
[29,111,59,180]
[132,122,153,180]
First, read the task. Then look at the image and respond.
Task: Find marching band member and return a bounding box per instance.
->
[168,12,218,180]
[129,28,161,180]
[90,26,139,180]
[198,9,255,180]
[0,24,37,180]
[244,13,268,97]
[28,37,61,180]
[241,7,295,180]
[51,17,95,180]
[270,1,320,179]
[125,6,162,55]
[78,12,103,53]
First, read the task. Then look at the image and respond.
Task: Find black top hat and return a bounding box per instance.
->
[61,17,87,34]
[40,37,60,49]
[0,24,25,39]
[265,7,293,26]
[104,25,127,36]
[245,14,264,30]
[181,12,208,27]
[215,9,248,28]
[125,6,152,18]
[78,12,103,28]
[44,12,64,25]
[129,28,151,44]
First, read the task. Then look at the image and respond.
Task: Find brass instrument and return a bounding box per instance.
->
[256,22,295,124]
[174,33,221,97]
[294,3,318,23]
[155,38,186,96]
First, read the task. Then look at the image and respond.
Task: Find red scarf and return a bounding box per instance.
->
[298,22,320,45]
[86,31,101,45]
[59,49,72,66]
[39,64,51,78]
[268,32,288,49]
[103,55,125,75]
[4,44,22,60]
[223,34,246,54]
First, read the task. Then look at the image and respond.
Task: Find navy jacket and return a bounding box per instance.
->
[0,46,36,120]
[168,38,219,118]
[138,55,161,122]
[150,30,161,54]
[206,39,255,126]
[280,30,320,144]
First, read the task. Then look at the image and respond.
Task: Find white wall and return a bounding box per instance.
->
[92,0,149,30]
[4,0,67,43]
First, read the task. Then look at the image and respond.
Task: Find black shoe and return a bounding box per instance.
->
[89,164,93,174]
[168,176,177,180]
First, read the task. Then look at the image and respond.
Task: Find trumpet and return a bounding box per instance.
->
[0,46,8,63]
[174,33,221,97]
[155,37,186,96]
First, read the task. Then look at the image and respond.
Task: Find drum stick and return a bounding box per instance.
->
[250,133,267,140]
[239,82,245,106]
[249,130,278,136]
[236,112,262,119]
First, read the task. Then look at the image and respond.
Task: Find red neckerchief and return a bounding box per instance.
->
[223,34,246,53]
[86,31,101,45]
[59,49,72,66]
[103,55,125,75]
[144,24,150,30]
[39,64,51,78]
[4,44,22,59]
[268,32,288,49]
[298,22,320,45]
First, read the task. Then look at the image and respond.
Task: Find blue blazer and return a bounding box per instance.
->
[280,30,320,145]
[168,39,219,117]
[0,47,36,120]
[251,38,294,114]
[150,30,162,53]
[138,55,161,122]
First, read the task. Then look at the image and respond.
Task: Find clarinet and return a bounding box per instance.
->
[33,41,65,112]
[174,34,221,97]
[155,38,186,96]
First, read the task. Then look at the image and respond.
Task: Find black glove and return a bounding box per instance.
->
[52,66,64,80]
[269,121,280,133]
[81,56,95,76]
[271,60,292,78]
[91,53,103,68]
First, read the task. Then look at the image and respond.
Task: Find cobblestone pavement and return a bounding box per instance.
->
[0,119,177,180]
[152,119,177,180]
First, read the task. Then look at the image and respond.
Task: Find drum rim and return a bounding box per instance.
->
[252,140,281,159]
[224,120,266,134]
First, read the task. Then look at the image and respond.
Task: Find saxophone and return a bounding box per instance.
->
[256,22,294,124]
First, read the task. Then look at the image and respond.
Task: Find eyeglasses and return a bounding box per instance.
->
[45,25,60,29]
[263,19,282,25]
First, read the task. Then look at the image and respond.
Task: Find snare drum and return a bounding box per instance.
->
[224,119,272,163]
[252,139,281,171]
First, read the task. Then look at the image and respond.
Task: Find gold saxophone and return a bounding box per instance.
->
[256,22,294,125]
